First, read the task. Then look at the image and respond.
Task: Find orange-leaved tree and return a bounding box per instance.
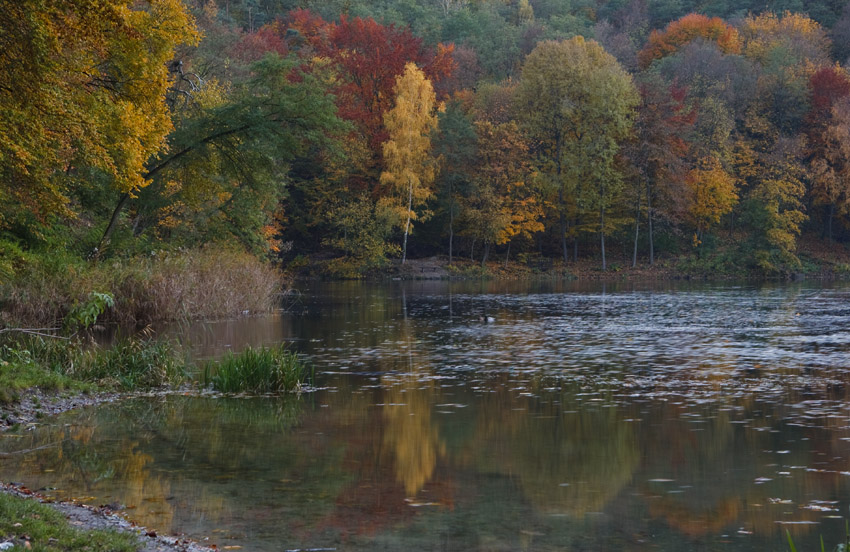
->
[637,14,740,69]
[684,157,738,247]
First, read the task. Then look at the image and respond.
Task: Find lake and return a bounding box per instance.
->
[3,280,850,551]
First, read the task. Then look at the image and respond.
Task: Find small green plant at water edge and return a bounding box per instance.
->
[786,518,850,551]
[203,344,305,393]
[0,335,187,396]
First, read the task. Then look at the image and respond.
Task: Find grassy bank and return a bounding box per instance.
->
[0,334,307,413]
[0,335,188,406]
[0,492,139,551]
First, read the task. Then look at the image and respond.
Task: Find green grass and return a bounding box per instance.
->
[203,344,306,393]
[0,492,139,551]
[0,335,188,403]
[786,521,850,551]
[0,340,93,405]
[73,339,187,390]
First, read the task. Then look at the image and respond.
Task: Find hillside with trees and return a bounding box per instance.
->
[5,0,850,304]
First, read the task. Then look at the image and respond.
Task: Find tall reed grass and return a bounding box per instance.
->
[1,246,282,327]
[202,344,306,393]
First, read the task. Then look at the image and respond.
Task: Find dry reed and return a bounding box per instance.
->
[0,247,283,327]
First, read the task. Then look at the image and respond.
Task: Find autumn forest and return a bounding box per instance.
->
[5,0,850,284]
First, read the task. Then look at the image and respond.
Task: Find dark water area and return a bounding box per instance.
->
[4,280,850,551]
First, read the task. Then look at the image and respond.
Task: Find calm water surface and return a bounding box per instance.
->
[4,280,850,551]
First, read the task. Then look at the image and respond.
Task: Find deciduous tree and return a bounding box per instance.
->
[637,13,740,69]
[684,156,738,247]
[460,120,542,265]
[516,37,637,269]
[0,0,198,233]
[380,63,441,264]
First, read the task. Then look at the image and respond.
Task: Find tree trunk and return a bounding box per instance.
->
[401,180,413,265]
[559,188,568,263]
[573,218,578,262]
[647,182,654,266]
[481,241,490,266]
[93,192,131,259]
[600,206,606,271]
[828,203,835,242]
[448,197,454,266]
[632,186,641,268]
[470,238,476,261]
[504,240,511,269]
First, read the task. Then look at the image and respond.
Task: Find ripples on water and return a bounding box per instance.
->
[305,285,850,399]
[3,281,850,551]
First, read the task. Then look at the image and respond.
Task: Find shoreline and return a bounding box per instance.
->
[0,388,217,552]
[0,482,214,552]
[293,254,850,283]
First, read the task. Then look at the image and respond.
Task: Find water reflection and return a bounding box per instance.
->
[3,281,850,551]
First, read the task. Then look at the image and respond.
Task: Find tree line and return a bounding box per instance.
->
[3,0,850,276]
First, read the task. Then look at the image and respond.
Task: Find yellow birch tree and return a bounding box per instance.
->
[380,63,440,264]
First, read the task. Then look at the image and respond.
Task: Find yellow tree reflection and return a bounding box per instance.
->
[381,372,446,497]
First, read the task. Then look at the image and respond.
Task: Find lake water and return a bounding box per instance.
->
[3,280,850,551]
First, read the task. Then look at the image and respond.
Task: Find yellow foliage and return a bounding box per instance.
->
[0,0,199,226]
[685,157,738,236]
[380,63,440,260]
[740,11,830,70]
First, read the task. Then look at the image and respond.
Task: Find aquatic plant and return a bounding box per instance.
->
[203,344,306,393]
[786,519,850,552]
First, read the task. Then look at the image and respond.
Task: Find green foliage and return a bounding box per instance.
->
[323,194,401,275]
[516,36,638,267]
[64,292,115,333]
[675,246,746,276]
[203,344,306,393]
[113,53,345,257]
[0,492,138,552]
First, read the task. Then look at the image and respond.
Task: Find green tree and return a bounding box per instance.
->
[96,54,344,256]
[380,63,441,265]
[516,37,637,269]
[434,101,477,265]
